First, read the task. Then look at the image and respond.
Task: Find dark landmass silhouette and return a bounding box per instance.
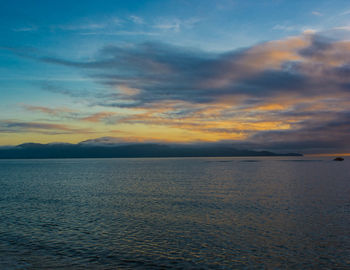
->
[0,140,303,159]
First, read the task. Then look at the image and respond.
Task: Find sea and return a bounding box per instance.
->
[0,156,349,269]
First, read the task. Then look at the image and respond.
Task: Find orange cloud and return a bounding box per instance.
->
[23,105,74,115]
[81,112,116,122]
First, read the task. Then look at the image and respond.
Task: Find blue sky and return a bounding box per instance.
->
[3,0,350,52]
[1,0,350,153]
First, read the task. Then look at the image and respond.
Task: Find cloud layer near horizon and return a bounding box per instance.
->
[4,32,350,153]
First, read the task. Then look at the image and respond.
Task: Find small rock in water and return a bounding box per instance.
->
[333,157,344,161]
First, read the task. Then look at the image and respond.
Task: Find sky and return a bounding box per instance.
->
[1,0,350,154]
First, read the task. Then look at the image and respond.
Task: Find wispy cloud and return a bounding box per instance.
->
[129,15,144,24]
[340,10,350,16]
[81,112,116,123]
[311,11,323,16]
[272,24,295,31]
[153,17,200,32]
[0,120,93,135]
[52,17,122,32]
[154,19,181,32]
[80,31,159,36]
[23,105,74,116]
[13,25,38,32]
[22,104,117,124]
[333,25,350,31]
[55,23,106,31]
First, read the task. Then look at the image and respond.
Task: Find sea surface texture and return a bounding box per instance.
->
[0,157,349,269]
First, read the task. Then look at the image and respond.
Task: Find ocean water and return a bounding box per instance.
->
[0,157,349,269]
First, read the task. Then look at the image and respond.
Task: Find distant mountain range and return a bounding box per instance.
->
[0,140,302,159]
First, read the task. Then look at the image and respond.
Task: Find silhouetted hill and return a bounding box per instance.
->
[0,141,302,159]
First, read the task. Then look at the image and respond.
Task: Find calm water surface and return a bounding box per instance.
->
[0,157,349,269]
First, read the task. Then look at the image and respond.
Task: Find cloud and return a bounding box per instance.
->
[311,11,323,16]
[340,10,350,16]
[35,31,350,152]
[40,82,93,98]
[22,104,118,124]
[79,31,159,36]
[48,17,123,33]
[247,111,350,153]
[81,112,116,123]
[40,33,350,105]
[0,120,93,135]
[78,135,164,145]
[129,15,144,24]
[333,25,350,31]
[13,25,38,32]
[23,105,74,116]
[272,24,295,31]
[154,19,181,32]
[40,34,314,105]
[55,23,107,31]
[153,17,200,32]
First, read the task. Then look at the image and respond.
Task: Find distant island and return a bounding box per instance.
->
[0,140,302,159]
